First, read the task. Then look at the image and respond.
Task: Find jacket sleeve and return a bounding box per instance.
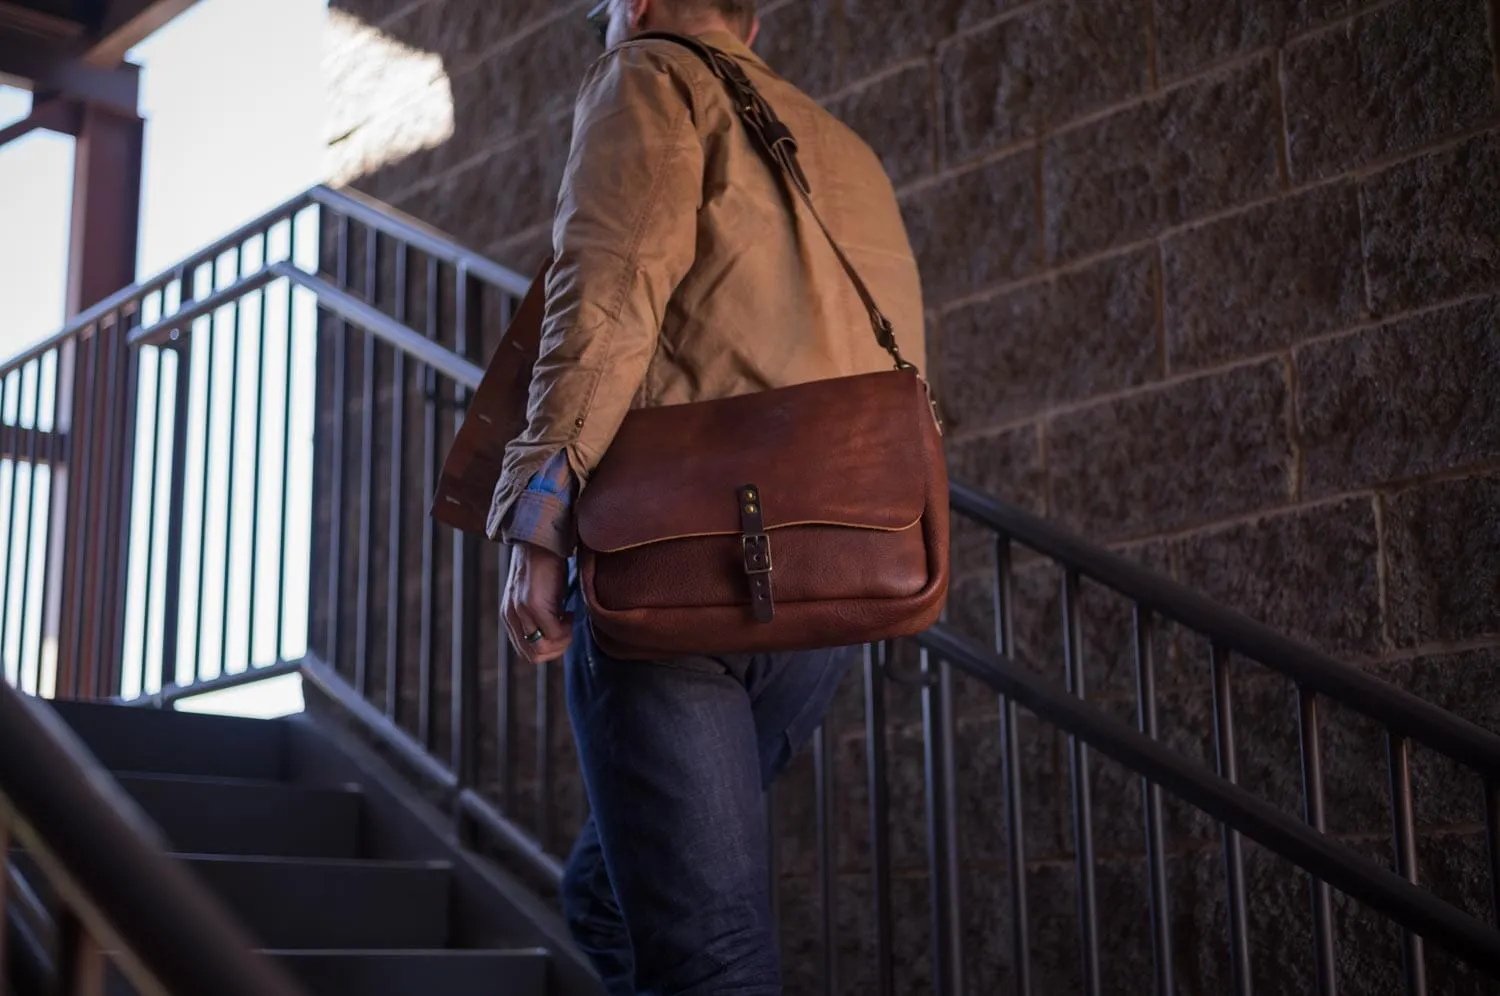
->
[486,44,705,541]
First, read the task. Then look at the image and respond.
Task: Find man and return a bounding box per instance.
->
[492,0,925,992]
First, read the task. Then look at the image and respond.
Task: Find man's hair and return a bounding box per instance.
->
[665,0,757,36]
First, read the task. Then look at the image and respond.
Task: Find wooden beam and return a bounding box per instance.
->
[0,29,139,113]
[84,0,199,66]
[0,95,83,149]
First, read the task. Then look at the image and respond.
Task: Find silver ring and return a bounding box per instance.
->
[524,628,545,644]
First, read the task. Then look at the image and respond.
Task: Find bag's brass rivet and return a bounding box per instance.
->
[746,503,758,513]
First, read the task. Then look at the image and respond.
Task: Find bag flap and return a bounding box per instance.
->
[578,370,932,553]
[431,257,552,535]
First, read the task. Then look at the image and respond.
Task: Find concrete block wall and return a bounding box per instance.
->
[317,0,1500,991]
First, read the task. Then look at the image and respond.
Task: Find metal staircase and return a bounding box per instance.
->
[3,184,1500,995]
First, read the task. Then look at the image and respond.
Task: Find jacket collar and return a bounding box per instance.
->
[692,28,774,74]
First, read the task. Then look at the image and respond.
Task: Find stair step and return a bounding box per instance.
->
[270,949,550,996]
[103,949,551,996]
[180,855,452,950]
[49,701,286,780]
[117,774,363,859]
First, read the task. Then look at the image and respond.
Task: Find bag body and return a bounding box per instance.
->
[575,34,950,659]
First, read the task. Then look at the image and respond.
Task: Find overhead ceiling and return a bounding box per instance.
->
[0,0,197,94]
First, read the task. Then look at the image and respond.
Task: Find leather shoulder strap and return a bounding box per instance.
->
[632,31,916,373]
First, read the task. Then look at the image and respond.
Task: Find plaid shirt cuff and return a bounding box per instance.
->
[501,450,577,558]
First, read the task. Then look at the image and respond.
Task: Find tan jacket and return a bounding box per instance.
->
[487,29,925,539]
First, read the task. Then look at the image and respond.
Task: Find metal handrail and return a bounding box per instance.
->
[308,186,533,298]
[950,480,1500,776]
[0,182,531,376]
[917,624,1500,979]
[0,681,310,996]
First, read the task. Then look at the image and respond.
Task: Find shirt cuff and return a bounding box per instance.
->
[500,450,578,557]
[502,489,576,558]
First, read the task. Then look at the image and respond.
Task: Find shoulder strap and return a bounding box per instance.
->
[633,31,916,374]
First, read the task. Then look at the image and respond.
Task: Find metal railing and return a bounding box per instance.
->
[3,184,1499,995]
[0,680,308,996]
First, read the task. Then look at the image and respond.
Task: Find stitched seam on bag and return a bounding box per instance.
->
[586,515,924,554]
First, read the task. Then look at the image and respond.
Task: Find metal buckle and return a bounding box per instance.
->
[741,533,772,574]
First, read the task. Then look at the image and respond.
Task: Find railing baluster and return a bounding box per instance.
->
[31,350,60,697]
[418,254,439,749]
[136,347,166,693]
[1134,606,1175,996]
[272,238,296,665]
[536,662,552,852]
[159,277,195,689]
[386,241,409,720]
[62,332,99,698]
[814,721,837,995]
[355,227,378,697]
[494,290,515,813]
[245,244,270,672]
[864,641,895,996]
[993,536,1032,996]
[16,359,43,693]
[1298,687,1337,996]
[1486,780,1500,929]
[1061,570,1101,996]
[191,284,218,686]
[0,370,17,690]
[497,544,515,811]
[1211,643,1253,996]
[451,266,479,789]
[87,314,128,698]
[1388,733,1428,996]
[922,640,964,995]
[102,318,141,698]
[324,215,351,673]
[217,247,244,680]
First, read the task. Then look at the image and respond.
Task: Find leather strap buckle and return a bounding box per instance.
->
[741,533,772,574]
[738,485,774,622]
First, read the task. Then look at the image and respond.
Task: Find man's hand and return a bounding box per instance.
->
[502,543,574,664]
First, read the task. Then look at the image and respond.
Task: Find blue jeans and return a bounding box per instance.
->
[560,595,855,995]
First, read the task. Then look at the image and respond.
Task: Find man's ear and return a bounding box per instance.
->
[746,15,760,47]
[630,0,652,31]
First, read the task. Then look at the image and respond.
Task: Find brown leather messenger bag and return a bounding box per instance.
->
[435,33,950,660]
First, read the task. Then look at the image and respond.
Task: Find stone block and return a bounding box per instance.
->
[827,64,935,187]
[1044,59,1280,263]
[389,117,572,251]
[1151,0,1381,80]
[485,224,555,276]
[1048,360,1294,541]
[1174,499,1385,658]
[938,0,1149,165]
[450,14,594,151]
[901,149,1041,303]
[946,425,1046,575]
[1163,183,1365,371]
[755,0,840,99]
[1297,298,1500,495]
[379,0,566,69]
[941,250,1160,430]
[1362,131,1500,315]
[1384,474,1500,646]
[1283,0,1499,182]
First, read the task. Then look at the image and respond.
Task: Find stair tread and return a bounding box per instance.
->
[115,770,358,792]
[49,700,287,780]
[261,948,549,957]
[178,853,448,870]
